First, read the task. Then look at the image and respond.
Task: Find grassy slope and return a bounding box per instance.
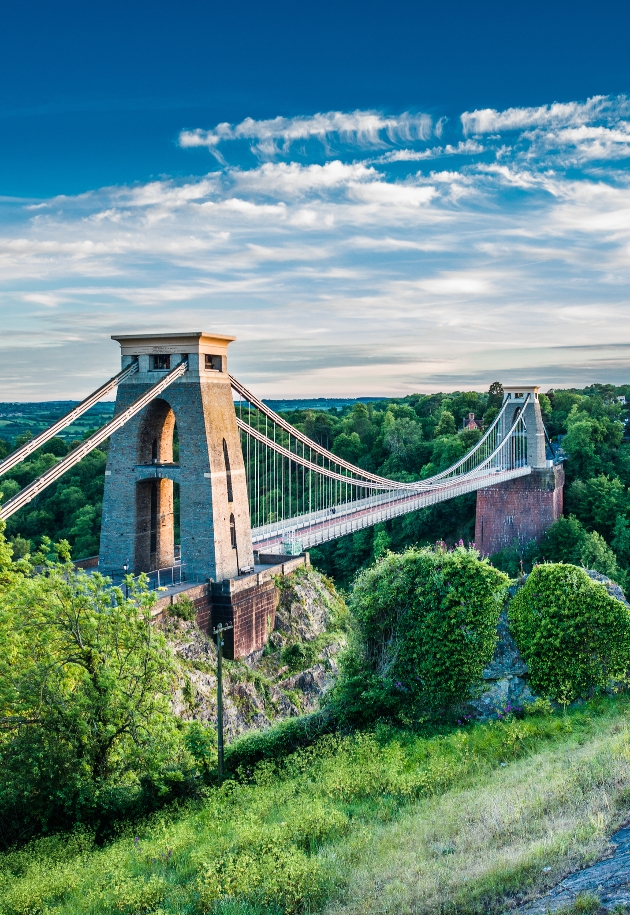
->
[2,699,630,915]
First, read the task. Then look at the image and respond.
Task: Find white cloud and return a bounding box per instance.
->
[179,110,433,156]
[2,98,630,398]
[348,182,436,207]
[531,123,630,161]
[232,161,375,196]
[378,140,484,162]
[417,274,493,296]
[461,96,627,135]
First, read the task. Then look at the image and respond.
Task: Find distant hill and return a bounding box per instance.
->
[0,397,389,444]
[261,397,385,413]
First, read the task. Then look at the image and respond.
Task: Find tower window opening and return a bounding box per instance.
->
[230,513,237,549]
[223,438,233,502]
[205,354,222,371]
[152,354,170,370]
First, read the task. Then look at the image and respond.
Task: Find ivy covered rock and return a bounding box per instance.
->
[331,545,509,725]
[508,563,630,704]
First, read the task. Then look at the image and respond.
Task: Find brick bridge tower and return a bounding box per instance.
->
[98,331,307,662]
[475,385,564,556]
[99,332,255,582]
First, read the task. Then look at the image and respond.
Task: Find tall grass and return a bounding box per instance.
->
[1,699,630,915]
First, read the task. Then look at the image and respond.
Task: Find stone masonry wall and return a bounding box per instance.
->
[211,578,278,659]
[475,464,565,556]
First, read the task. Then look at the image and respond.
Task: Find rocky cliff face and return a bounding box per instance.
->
[469,609,536,720]
[163,567,347,741]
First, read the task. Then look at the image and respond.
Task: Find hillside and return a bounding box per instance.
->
[1,698,629,914]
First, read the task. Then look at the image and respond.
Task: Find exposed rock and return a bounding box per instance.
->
[512,824,630,913]
[483,610,529,680]
[472,676,537,721]
[584,570,630,609]
[468,609,535,720]
[163,566,347,741]
[268,566,345,648]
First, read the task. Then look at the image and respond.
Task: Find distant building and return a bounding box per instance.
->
[461,412,480,431]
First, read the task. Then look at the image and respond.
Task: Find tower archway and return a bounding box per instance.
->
[134,398,178,572]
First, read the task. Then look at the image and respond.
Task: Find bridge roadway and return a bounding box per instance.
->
[251,464,531,553]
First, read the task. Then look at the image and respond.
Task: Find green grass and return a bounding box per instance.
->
[2,699,630,915]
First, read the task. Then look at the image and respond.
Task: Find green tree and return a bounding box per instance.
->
[566,474,628,540]
[430,434,466,471]
[539,515,620,580]
[0,540,182,841]
[612,515,630,568]
[486,382,504,411]
[67,503,99,558]
[435,410,457,436]
[540,515,589,565]
[580,530,619,580]
[332,431,365,464]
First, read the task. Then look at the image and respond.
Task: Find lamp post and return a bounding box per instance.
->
[123,559,129,599]
[213,621,233,782]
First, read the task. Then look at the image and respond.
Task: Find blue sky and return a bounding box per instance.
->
[2,0,630,399]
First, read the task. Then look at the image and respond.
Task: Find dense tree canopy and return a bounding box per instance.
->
[0,530,188,845]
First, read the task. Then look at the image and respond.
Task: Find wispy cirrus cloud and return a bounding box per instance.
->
[376,140,484,163]
[179,110,434,159]
[1,96,630,398]
[460,96,626,134]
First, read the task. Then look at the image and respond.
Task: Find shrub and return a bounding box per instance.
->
[169,594,197,621]
[491,537,539,577]
[281,640,319,672]
[330,545,509,725]
[509,563,630,704]
[225,710,335,772]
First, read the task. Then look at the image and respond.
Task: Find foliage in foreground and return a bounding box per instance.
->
[1,698,630,915]
[509,563,630,704]
[0,535,192,847]
[328,545,508,726]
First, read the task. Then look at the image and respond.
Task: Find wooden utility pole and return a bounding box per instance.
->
[213,621,233,782]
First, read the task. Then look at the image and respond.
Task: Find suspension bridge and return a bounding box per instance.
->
[0,331,562,657]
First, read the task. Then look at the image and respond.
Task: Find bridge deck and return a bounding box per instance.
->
[251,465,531,553]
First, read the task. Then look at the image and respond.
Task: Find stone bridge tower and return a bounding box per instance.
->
[475,385,564,556]
[99,332,254,582]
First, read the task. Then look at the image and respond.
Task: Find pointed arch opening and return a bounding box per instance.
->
[223,438,233,502]
[134,398,179,572]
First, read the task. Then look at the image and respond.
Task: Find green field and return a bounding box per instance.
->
[1,698,629,915]
[0,401,115,445]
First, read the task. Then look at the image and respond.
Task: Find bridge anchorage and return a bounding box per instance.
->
[0,331,563,659]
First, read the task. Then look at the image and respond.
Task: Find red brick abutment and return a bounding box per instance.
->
[151,553,309,659]
[475,465,565,557]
